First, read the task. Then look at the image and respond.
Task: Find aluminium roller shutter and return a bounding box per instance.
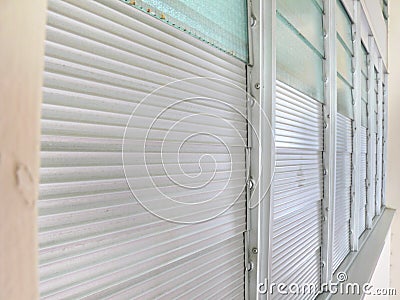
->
[272,1,325,297]
[272,82,323,300]
[333,1,354,272]
[359,126,368,236]
[359,44,368,238]
[371,68,379,218]
[333,114,353,271]
[375,73,383,213]
[38,0,247,298]
[381,82,387,206]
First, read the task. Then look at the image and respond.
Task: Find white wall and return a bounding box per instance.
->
[387,0,400,296]
[361,0,388,67]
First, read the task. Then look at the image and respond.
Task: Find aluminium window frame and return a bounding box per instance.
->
[246,0,390,299]
[246,0,276,299]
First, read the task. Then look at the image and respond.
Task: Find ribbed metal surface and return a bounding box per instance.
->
[333,113,352,272]
[381,86,386,206]
[359,126,368,237]
[271,81,323,300]
[39,0,247,298]
[370,80,378,218]
[375,78,382,213]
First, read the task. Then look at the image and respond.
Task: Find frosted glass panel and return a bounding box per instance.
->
[361,44,368,75]
[336,1,353,52]
[277,0,324,55]
[337,39,353,86]
[121,0,248,61]
[336,0,353,119]
[276,6,324,102]
[337,76,354,119]
[315,0,323,9]
[361,44,368,103]
[361,75,368,103]
[374,68,379,93]
[361,101,368,127]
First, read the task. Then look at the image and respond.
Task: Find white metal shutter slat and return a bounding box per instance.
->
[271,81,323,299]
[39,0,247,298]
[381,87,386,205]
[376,80,383,213]
[370,83,378,218]
[359,126,368,237]
[333,113,352,271]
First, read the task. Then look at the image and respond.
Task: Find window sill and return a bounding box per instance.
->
[318,208,395,300]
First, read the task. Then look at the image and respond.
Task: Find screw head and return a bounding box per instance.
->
[255,83,261,89]
[247,97,255,107]
[247,261,254,271]
[250,15,257,27]
[247,178,255,190]
[252,248,258,254]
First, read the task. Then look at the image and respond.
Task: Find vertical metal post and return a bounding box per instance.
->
[351,0,362,251]
[375,58,383,215]
[245,3,255,299]
[366,36,376,229]
[321,0,337,284]
[381,72,388,207]
[246,0,276,299]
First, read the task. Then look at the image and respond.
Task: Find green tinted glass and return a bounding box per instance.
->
[336,0,353,52]
[361,44,368,75]
[276,15,324,102]
[277,0,324,55]
[337,76,354,118]
[337,38,353,86]
[276,0,324,102]
[361,74,368,103]
[361,44,368,103]
[336,0,354,119]
[361,101,368,127]
[121,0,249,61]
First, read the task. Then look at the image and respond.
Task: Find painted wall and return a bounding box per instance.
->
[387,0,400,297]
[361,0,388,67]
[0,1,47,299]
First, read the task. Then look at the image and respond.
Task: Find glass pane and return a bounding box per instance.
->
[337,39,353,86]
[361,44,368,102]
[361,44,368,76]
[337,76,354,119]
[315,0,323,9]
[361,101,368,127]
[361,74,368,103]
[122,0,249,61]
[276,16,324,102]
[336,0,353,53]
[277,0,324,55]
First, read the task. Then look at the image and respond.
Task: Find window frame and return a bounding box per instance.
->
[246,0,390,298]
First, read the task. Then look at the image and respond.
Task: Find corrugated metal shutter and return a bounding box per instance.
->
[38,0,247,298]
[333,113,352,272]
[381,83,386,206]
[371,68,379,218]
[359,43,368,237]
[333,1,354,272]
[375,74,382,213]
[271,81,323,299]
[359,126,368,237]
